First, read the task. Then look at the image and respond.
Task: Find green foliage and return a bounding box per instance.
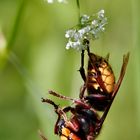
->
[0,0,139,140]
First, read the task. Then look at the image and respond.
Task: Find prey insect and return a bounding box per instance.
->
[41,92,102,140]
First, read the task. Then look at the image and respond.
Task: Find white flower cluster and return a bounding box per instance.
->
[65,10,107,51]
[45,0,67,3]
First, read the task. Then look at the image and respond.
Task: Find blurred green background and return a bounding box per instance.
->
[0,0,139,140]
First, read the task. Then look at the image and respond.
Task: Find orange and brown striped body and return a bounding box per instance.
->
[87,53,115,95]
[60,127,81,140]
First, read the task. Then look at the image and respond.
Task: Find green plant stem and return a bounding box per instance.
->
[6,0,27,50]
[5,0,42,95]
[76,0,81,23]
[0,0,27,69]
